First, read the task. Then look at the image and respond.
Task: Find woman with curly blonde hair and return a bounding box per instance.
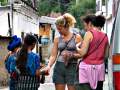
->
[44,13,82,90]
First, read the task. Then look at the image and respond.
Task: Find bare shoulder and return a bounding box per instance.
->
[84,31,93,41]
[85,31,93,37]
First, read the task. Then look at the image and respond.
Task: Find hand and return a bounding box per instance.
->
[76,42,82,51]
[61,50,74,59]
[61,50,69,60]
[40,65,50,75]
[61,50,74,66]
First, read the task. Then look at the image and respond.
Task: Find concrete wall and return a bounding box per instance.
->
[0,5,39,37]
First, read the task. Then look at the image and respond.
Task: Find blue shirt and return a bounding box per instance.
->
[26,52,40,75]
[5,54,16,73]
[5,52,40,76]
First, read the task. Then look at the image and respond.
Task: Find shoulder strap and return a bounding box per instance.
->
[77,34,107,69]
[59,34,74,55]
[88,33,107,55]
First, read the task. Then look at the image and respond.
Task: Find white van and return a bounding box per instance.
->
[109,2,120,90]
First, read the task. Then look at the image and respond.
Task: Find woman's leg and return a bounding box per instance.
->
[55,84,65,90]
[77,83,92,90]
[96,81,103,90]
[67,85,76,90]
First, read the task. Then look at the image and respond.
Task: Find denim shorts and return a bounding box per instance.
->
[53,61,77,85]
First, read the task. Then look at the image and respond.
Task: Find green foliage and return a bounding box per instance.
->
[0,0,5,3]
[0,0,8,6]
[102,0,105,5]
[38,0,50,15]
[38,0,61,16]
[37,0,96,29]
[67,0,96,29]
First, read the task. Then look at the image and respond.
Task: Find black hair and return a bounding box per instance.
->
[16,34,37,75]
[83,15,96,24]
[24,34,37,45]
[93,15,106,28]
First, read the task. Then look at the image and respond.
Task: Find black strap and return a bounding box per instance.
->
[88,34,107,55]
[59,34,75,55]
[76,33,107,72]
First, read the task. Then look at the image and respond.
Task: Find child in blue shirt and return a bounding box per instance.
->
[4,35,22,90]
[15,34,41,90]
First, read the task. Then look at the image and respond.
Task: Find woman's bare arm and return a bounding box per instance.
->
[47,37,59,68]
[76,31,92,57]
[105,42,110,58]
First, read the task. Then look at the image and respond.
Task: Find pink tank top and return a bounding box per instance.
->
[83,29,108,64]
